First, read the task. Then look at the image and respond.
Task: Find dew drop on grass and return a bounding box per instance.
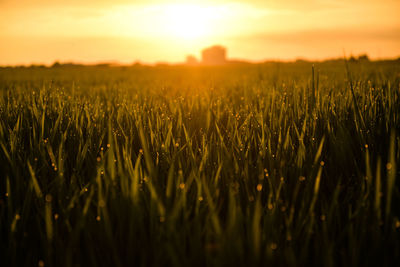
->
[45,194,52,202]
[256,184,262,191]
[386,163,392,170]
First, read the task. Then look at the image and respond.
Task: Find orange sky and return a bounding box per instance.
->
[1,0,399,65]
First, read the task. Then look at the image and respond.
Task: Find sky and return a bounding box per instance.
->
[0,0,399,65]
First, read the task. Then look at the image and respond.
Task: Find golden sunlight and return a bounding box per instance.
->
[1,0,399,64]
[162,4,216,40]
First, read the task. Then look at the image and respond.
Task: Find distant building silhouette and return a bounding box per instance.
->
[201,45,227,65]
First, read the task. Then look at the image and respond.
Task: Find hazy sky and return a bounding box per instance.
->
[1,0,399,65]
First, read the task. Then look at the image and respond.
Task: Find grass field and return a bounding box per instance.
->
[0,60,399,266]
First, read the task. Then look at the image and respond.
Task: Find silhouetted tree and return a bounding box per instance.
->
[186,55,198,65]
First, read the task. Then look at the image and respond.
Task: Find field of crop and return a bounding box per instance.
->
[0,60,399,266]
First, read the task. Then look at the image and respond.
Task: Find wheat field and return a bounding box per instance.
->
[0,60,399,266]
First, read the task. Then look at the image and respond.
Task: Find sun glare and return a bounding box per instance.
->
[162,4,216,40]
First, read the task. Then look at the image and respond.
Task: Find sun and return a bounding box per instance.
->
[162,4,216,40]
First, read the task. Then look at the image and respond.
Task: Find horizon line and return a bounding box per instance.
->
[2,55,400,68]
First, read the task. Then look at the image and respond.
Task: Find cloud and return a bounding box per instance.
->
[243,27,400,43]
[223,26,400,60]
